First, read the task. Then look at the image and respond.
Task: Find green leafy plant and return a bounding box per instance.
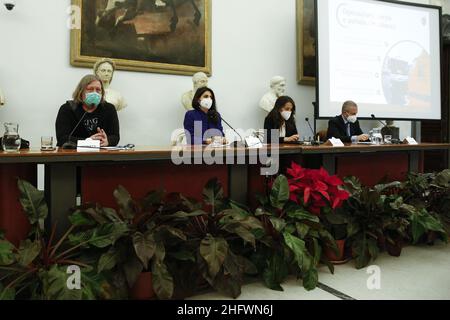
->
[67,186,201,299]
[254,175,337,291]
[401,170,450,238]
[341,177,399,268]
[174,178,264,299]
[341,176,448,269]
[0,180,112,300]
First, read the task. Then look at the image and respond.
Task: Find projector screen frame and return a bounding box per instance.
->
[314,0,443,121]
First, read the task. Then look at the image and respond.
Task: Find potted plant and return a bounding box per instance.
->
[339,176,448,268]
[284,162,350,265]
[400,170,450,242]
[322,209,349,263]
[253,173,340,291]
[171,178,265,299]
[0,180,113,300]
[67,186,199,300]
[339,176,400,269]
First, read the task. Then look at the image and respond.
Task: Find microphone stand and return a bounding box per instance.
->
[62,111,88,149]
[305,117,320,146]
[371,114,388,127]
[220,116,247,147]
[371,114,394,137]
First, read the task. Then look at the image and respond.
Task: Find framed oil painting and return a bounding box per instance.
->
[296,0,316,85]
[70,0,211,76]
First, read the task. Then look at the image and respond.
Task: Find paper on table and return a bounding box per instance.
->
[403,136,418,145]
[245,136,263,149]
[77,138,100,152]
[328,137,345,147]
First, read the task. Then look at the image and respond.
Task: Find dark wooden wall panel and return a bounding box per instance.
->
[421,42,450,172]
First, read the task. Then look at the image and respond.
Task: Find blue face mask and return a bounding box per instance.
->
[84,92,102,107]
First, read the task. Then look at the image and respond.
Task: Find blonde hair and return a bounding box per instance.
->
[72,75,105,104]
[93,58,116,82]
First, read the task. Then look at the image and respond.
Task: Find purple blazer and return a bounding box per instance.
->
[183,109,224,145]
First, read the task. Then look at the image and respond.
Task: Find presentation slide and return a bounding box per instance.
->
[317,0,441,120]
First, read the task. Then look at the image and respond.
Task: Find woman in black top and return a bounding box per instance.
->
[55,74,120,148]
[264,96,299,144]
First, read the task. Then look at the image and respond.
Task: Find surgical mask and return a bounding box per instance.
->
[281,111,292,121]
[347,115,357,123]
[84,92,102,107]
[200,98,213,110]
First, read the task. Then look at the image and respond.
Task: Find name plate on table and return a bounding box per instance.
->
[403,137,418,145]
[245,136,263,149]
[325,138,345,147]
[77,138,100,152]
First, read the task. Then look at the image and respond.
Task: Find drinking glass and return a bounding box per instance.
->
[41,136,54,151]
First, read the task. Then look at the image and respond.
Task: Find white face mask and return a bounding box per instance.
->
[200,98,213,110]
[281,111,292,121]
[347,115,357,123]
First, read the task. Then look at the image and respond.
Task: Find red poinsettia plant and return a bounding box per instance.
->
[286,162,350,215]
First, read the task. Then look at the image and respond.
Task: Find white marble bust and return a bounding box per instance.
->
[181,72,209,110]
[0,87,4,106]
[259,76,287,112]
[93,58,127,111]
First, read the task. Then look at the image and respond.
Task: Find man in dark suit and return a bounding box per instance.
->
[326,101,369,143]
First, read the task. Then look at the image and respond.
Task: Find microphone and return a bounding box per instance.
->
[371,114,400,143]
[220,115,246,147]
[62,111,88,149]
[305,117,320,146]
[371,114,387,127]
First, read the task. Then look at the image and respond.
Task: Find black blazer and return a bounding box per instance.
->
[326,115,363,143]
[264,116,298,144]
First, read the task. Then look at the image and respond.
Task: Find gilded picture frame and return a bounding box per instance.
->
[70,0,211,76]
[296,0,316,85]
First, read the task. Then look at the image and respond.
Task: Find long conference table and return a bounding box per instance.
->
[0,143,449,242]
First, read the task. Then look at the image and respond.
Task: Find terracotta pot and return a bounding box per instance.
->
[130,272,155,300]
[324,239,347,263]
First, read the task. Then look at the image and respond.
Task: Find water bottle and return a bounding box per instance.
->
[2,122,21,152]
[372,128,383,145]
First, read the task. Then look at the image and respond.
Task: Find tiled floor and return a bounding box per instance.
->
[190,244,450,300]
[317,244,450,300]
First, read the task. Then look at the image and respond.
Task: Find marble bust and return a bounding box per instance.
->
[93,58,127,111]
[181,72,209,110]
[0,87,4,106]
[259,76,286,112]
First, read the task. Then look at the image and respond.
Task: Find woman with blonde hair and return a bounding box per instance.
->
[55,74,120,148]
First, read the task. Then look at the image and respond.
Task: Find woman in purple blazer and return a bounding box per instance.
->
[183,87,225,145]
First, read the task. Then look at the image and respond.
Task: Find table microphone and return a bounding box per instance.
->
[220,115,247,147]
[62,111,88,149]
[370,114,396,138]
[305,117,320,146]
[371,114,387,127]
